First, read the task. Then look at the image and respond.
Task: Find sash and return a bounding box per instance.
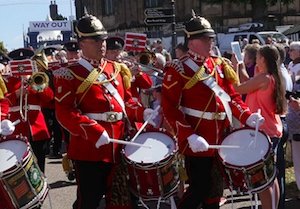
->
[78,59,125,110]
[184,58,233,125]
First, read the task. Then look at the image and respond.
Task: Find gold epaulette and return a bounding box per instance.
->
[221,58,239,84]
[165,59,184,73]
[114,62,132,89]
[0,76,7,99]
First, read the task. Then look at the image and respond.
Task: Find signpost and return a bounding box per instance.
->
[144,8,173,26]
[144,17,173,25]
[144,2,177,58]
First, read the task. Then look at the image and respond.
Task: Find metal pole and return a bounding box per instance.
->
[171,0,177,58]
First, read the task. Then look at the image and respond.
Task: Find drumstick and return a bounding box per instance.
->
[130,105,160,142]
[254,109,261,148]
[109,138,152,149]
[12,119,21,126]
[208,145,240,149]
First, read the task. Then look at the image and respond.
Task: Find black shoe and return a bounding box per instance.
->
[67,171,75,181]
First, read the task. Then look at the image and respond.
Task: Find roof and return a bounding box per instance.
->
[283,25,300,35]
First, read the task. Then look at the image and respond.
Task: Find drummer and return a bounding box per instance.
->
[54,14,158,209]
[161,13,264,209]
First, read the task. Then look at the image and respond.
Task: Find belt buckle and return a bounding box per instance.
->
[106,112,118,122]
[213,112,222,120]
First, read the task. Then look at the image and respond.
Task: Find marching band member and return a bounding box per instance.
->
[64,40,81,61]
[6,48,54,173]
[161,14,264,209]
[105,36,153,106]
[0,54,14,135]
[54,14,156,209]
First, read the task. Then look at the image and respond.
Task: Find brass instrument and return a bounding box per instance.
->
[28,72,49,92]
[118,57,164,74]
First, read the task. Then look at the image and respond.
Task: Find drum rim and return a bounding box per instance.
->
[122,131,178,165]
[217,127,271,168]
[0,138,30,175]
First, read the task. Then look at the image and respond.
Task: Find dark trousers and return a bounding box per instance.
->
[178,156,222,209]
[43,108,63,155]
[273,118,289,209]
[30,140,47,172]
[73,160,112,209]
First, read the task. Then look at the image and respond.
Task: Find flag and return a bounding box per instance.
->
[124,32,147,52]
[9,59,36,76]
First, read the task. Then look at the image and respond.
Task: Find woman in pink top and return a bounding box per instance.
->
[235,45,287,209]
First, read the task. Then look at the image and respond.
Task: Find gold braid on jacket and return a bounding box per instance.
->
[113,62,132,90]
[0,76,7,99]
[216,57,239,84]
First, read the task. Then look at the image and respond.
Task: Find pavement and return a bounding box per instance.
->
[40,157,300,209]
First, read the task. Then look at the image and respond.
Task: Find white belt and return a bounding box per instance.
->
[85,112,123,122]
[9,105,41,112]
[181,107,226,120]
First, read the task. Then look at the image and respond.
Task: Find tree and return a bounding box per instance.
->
[0,41,7,54]
[202,0,294,23]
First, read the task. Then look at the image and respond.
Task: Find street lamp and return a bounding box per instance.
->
[171,0,177,58]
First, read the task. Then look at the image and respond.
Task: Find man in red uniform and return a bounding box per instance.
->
[54,14,155,209]
[6,48,54,172]
[161,14,264,209]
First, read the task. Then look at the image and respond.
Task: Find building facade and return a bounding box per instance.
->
[74,0,300,35]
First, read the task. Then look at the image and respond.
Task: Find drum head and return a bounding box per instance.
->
[124,132,175,164]
[0,140,28,172]
[218,129,270,166]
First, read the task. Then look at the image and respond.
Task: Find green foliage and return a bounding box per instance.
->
[0,41,7,54]
[53,14,67,20]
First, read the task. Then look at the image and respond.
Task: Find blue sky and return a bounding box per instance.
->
[0,0,75,51]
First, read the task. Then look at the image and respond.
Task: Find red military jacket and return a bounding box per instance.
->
[130,70,153,102]
[54,58,144,162]
[5,76,53,141]
[161,52,252,157]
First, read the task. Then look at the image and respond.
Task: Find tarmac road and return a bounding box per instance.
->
[41,157,300,209]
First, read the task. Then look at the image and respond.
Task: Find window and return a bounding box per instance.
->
[102,0,114,16]
[144,0,160,8]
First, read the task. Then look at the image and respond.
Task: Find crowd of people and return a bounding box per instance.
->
[0,11,299,209]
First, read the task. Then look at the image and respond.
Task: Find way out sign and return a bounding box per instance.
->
[29,21,71,32]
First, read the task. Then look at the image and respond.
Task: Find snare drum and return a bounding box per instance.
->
[123,131,179,199]
[0,135,49,209]
[218,128,276,193]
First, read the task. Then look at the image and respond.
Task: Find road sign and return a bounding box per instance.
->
[144,8,173,18]
[144,16,173,26]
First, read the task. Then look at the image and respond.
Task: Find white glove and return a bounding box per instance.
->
[1,119,15,136]
[187,134,209,152]
[95,131,110,148]
[143,107,159,127]
[246,113,265,128]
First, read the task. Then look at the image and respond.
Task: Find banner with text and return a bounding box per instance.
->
[29,21,71,32]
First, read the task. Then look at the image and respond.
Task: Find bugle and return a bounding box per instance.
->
[118,57,164,74]
[28,72,49,92]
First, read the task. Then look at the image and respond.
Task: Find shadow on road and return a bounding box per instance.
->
[47,160,63,164]
[49,180,76,189]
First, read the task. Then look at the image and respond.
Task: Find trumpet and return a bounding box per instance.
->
[28,72,49,92]
[118,57,164,74]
